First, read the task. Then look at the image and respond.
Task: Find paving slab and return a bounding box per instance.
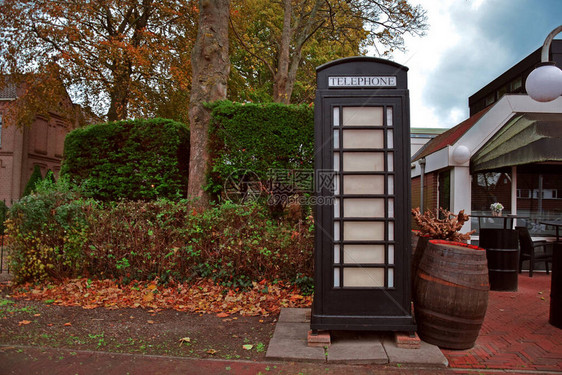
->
[327,332,387,364]
[266,337,327,362]
[265,316,326,362]
[278,307,309,323]
[271,322,310,340]
[267,308,448,367]
[382,338,449,367]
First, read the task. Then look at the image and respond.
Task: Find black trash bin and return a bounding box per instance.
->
[551,242,562,329]
[479,228,519,291]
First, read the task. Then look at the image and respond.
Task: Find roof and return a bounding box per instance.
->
[471,112,562,172]
[316,56,408,72]
[412,106,491,161]
[411,128,447,135]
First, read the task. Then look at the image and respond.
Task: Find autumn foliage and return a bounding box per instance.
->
[0,0,197,122]
[411,207,475,242]
[11,278,312,317]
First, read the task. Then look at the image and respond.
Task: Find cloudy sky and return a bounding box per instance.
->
[382,0,562,129]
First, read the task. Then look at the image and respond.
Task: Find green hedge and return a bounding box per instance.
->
[6,179,92,282]
[61,118,190,201]
[7,180,314,290]
[0,200,8,234]
[207,101,314,198]
[22,165,43,197]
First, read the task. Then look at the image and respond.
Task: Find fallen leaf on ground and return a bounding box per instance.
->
[10,277,313,316]
[64,322,72,326]
[18,320,31,326]
[242,344,253,350]
[147,320,154,324]
[206,349,217,355]
[179,337,191,345]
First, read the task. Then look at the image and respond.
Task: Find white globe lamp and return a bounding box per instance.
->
[452,145,471,165]
[525,62,562,102]
[526,25,562,103]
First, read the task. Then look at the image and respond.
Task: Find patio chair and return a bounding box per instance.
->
[515,226,553,277]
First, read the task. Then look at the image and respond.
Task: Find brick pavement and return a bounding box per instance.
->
[443,273,562,372]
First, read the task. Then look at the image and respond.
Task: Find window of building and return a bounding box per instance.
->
[438,169,451,214]
[471,170,512,234]
[510,77,522,91]
[517,165,562,237]
[497,84,509,100]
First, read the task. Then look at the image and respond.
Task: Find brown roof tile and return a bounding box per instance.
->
[412,106,492,161]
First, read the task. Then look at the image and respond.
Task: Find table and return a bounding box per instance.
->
[539,221,562,241]
[471,214,529,229]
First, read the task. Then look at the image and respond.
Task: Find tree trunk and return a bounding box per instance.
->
[107,64,132,121]
[273,0,324,104]
[187,0,230,209]
[272,0,292,104]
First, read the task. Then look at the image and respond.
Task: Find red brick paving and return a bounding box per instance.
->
[443,273,562,372]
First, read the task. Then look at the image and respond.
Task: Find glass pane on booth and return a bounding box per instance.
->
[388,268,394,288]
[343,129,384,148]
[343,152,385,172]
[334,244,341,264]
[344,268,384,287]
[333,107,340,126]
[334,268,340,287]
[343,107,383,126]
[343,221,385,241]
[343,198,385,217]
[343,175,385,194]
[344,244,385,264]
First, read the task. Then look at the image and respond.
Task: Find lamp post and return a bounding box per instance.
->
[525,25,562,102]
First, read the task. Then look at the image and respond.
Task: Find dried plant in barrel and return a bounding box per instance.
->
[411,208,476,287]
[411,207,475,242]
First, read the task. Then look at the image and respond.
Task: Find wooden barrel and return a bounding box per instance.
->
[414,239,489,350]
[479,228,519,291]
[550,242,562,329]
[411,234,429,293]
[411,230,421,254]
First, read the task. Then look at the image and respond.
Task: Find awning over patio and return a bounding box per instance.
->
[471,113,562,172]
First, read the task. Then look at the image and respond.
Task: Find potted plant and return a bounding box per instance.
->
[411,207,474,279]
[411,208,488,350]
[490,202,504,217]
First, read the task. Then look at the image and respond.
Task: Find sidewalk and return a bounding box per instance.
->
[1,273,561,374]
[0,345,452,375]
[444,272,562,373]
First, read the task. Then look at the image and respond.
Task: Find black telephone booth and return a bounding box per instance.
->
[311,57,416,333]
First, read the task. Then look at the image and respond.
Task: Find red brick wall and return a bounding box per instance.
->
[411,171,439,227]
[0,104,72,204]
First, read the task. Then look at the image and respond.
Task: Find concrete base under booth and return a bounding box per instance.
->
[265,308,448,366]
